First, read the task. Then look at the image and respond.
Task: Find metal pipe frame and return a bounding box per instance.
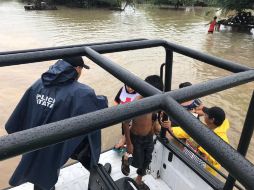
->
[162,95,254,190]
[0,39,254,189]
[0,38,147,55]
[72,47,254,190]
[223,91,254,190]
[160,49,173,139]
[164,49,173,92]
[84,47,161,97]
[0,40,250,73]
[0,71,254,187]
[159,63,165,83]
[0,70,254,189]
[165,128,244,190]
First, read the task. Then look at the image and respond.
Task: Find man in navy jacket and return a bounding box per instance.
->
[5,57,108,190]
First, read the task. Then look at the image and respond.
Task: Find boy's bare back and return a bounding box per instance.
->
[130,95,155,136]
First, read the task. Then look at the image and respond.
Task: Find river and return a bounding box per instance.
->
[0,0,254,188]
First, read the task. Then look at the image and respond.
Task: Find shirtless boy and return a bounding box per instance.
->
[121,75,163,190]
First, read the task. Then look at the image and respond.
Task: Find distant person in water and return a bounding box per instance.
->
[114,85,139,149]
[5,56,108,190]
[121,75,163,190]
[208,16,217,34]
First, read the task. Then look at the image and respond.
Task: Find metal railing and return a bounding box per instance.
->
[165,128,244,190]
[0,39,253,190]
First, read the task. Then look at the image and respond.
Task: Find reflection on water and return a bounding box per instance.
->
[0,0,254,188]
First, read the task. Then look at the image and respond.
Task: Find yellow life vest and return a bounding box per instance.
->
[172,119,230,176]
[198,119,230,175]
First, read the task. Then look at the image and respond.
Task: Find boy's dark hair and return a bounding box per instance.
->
[179,82,192,88]
[145,75,163,91]
[202,106,225,126]
[214,16,217,20]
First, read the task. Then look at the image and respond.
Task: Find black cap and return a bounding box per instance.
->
[179,82,192,88]
[202,106,225,126]
[63,56,90,69]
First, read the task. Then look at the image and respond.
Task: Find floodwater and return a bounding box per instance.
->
[0,0,254,188]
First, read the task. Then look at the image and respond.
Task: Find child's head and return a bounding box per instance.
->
[214,16,217,20]
[202,106,225,128]
[145,75,163,91]
[125,85,135,94]
[179,82,192,88]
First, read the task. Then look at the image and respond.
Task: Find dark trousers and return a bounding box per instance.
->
[71,138,91,171]
[130,132,154,176]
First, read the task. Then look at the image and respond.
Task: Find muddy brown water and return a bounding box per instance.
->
[0,1,254,188]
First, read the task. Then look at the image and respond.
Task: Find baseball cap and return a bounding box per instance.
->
[179,82,192,88]
[63,56,90,69]
[202,106,225,126]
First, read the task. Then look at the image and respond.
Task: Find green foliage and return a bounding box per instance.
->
[207,0,254,12]
[26,0,254,11]
[97,0,121,7]
[151,0,254,11]
[183,0,196,6]
[151,0,198,6]
[50,0,123,7]
[152,0,170,5]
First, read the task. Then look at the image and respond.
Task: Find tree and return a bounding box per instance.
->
[50,0,122,8]
[151,0,197,6]
[207,0,254,12]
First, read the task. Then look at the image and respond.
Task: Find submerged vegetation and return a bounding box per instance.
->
[23,0,130,8]
[150,0,206,6]
[54,0,121,8]
[22,0,254,12]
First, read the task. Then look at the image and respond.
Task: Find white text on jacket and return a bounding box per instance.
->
[36,94,55,108]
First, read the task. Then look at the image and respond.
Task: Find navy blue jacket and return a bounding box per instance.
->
[5,60,108,190]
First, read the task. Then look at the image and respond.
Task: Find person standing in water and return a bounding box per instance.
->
[208,16,217,34]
